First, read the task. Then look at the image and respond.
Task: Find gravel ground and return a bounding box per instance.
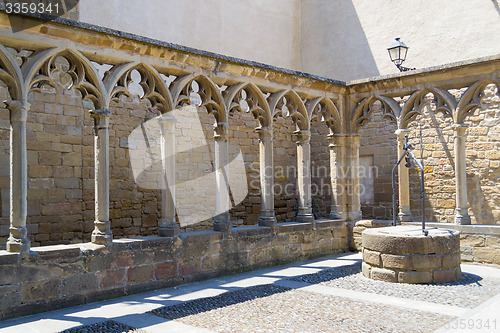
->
[151,284,292,320]
[174,289,453,333]
[290,263,500,308]
[56,261,500,333]
[59,320,145,333]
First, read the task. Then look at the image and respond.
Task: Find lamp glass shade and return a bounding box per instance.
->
[387,38,409,66]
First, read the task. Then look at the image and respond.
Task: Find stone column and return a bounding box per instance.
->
[256,126,277,227]
[293,130,314,223]
[213,122,231,232]
[346,134,362,221]
[89,109,113,245]
[453,124,471,225]
[6,100,30,253]
[327,134,345,220]
[158,114,179,237]
[395,129,412,222]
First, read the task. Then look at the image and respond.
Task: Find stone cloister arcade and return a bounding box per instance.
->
[0,27,499,254]
[0,16,498,319]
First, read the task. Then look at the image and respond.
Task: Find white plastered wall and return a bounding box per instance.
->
[301,0,500,81]
[78,0,500,81]
[78,0,301,71]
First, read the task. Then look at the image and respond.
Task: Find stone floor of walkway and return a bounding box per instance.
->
[1,252,499,333]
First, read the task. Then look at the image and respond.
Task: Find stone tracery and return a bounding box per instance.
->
[350,75,500,226]
[457,79,500,122]
[0,31,497,252]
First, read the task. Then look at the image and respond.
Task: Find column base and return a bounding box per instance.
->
[329,208,343,220]
[214,213,232,233]
[6,227,30,253]
[159,220,179,238]
[91,221,113,245]
[346,210,362,222]
[344,220,356,251]
[455,213,471,225]
[296,209,314,223]
[258,210,277,227]
[398,211,413,223]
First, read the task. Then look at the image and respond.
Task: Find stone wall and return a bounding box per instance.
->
[357,93,500,225]
[0,74,329,247]
[0,220,347,320]
[310,118,332,219]
[358,107,398,220]
[448,224,500,266]
[407,97,499,225]
[3,77,498,247]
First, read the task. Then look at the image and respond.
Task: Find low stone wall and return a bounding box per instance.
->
[354,220,500,266]
[0,220,347,321]
[429,224,500,266]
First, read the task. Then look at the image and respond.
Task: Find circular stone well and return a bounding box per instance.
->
[362,225,461,284]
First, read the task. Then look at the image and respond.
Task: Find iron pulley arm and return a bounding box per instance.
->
[392,134,428,235]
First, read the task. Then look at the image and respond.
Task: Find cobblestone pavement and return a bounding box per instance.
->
[1,252,500,333]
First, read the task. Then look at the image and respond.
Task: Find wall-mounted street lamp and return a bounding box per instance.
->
[387,38,415,72]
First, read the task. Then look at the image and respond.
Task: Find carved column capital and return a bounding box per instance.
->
[346,133,361,146]
[214,121,228,141]
[6,100,30,123]
[89,109,110,134]
[395,128,411,139]
[292,130,311,144]
[158,114,176,134]
[256,126,273,142]
[452,123,468,137]
[327,133,348,147]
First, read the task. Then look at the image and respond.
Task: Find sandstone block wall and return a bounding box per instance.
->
[310,118,333,219]
[0,69,328,246]
[358,95,500,225]
[455,225,500,266]
[358,108,398,219]
[0,220,348,320]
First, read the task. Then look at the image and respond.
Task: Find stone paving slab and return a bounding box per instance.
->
[115,314,214,333]
[59,320,142,333]
[0,252,498,333]
[274,280,468,317]
[434,293,500,333]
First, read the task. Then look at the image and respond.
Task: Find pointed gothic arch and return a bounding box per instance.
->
[0,44,23,100]
[400,87,456,128]
[307,96,342,134]
[22,48,106,109]
[170,74,226,124]
[269,90,309,131]
[108,62,173,113]
[456,78,500,124]
[223,82,271,127]
[351,95,400,132]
